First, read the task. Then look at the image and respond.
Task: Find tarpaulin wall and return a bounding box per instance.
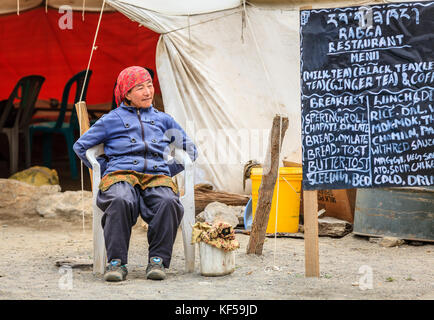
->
[107,1,302,194]
[106,0,427,194]
[0,7,160,104]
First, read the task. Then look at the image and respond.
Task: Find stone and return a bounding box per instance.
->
[230,205,246,227]
[0,178,61,218]
[369,237,381,243]
[9,166,59,186]
[317,216,353,237]
[407,240,425,246]
[318,217,353,237]
[196,201,240,228]
[379,236,405,248]
[36,190,92,219]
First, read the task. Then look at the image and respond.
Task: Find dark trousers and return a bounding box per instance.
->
[96,182,184,268]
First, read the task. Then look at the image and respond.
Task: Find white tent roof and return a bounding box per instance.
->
[115,0,241,15]
[0,0,115,15]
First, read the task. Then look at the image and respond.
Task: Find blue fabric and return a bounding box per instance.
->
[73,103,197,177]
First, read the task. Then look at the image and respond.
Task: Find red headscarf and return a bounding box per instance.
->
[114,66,152,107]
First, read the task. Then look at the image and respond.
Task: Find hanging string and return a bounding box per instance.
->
[80,160,85,232]
[45,0,48,13]
[243,5,276,105]
[161,10,241,35]
[79,0,105,102]
[273,115,283,269]
[243,3,289,271]
[82,0,86,21]
[17,0,19,15]
[77,0,106,233]
[187,14,191,50]
[241,0,246,42]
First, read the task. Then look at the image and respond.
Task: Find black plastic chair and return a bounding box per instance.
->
[29,70,92,179]
[0,75,45,175]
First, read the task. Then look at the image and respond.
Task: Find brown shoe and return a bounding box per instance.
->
[104,259,128,282]
[146,257,166,280]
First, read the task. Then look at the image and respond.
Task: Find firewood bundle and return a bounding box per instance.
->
[194,183,249,215]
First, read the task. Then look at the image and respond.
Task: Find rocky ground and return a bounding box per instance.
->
[0,135,433,300]
[0,214,432,300]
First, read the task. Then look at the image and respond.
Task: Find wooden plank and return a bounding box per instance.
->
[246,115,288,255]
[75,101,93,187]
[303,190,319,277]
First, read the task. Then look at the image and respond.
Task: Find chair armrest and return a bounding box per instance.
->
[173,148,193,170]
[86,144,104,195]
[173,148,194,197]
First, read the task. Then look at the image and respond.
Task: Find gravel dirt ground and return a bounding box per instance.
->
[0,215,433,300]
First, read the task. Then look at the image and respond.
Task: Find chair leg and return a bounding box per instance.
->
[65,131,78,180]
[180,189,196,272]
[29,128,34,153]
[5,129,19,175]
[24,129,31,168]
[93,206,107,275]
[42,133,53,168]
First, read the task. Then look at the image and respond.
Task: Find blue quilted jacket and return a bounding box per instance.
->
[73,103,197,177]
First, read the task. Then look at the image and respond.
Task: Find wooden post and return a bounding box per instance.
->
[304,190,319,277]
[247,115,288,255]
[75,101,93,187]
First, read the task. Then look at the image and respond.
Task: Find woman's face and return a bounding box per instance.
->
[125,80,154,108]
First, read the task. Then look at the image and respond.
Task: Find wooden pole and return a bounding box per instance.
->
[299,3,319,278]
[303,190,319,277]
[247,115,288,255]
[75,101,93,187]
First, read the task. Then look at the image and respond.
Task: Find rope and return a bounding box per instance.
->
[17,0,19,15]
[273,115,283,269]
[161,10,242,35]
[79,0,105,102]
[77,0,106,233]
[243,3,289,271]
[82,0,86,21]
[282,176,301,200]
[243,6,277,106]
[241,0,246,42]
[45,0,48,13]
[187,14,191,50]
[80,159,85,233]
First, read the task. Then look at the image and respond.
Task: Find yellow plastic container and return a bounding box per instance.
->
[251,167,302,233]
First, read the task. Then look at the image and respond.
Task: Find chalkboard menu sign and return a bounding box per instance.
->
[300,1,434,190]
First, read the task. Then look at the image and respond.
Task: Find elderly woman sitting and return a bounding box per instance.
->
[73,66,197,282]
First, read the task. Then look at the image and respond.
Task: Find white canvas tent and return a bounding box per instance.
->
[105,0,305,194]
[105,0,404,194]
[4,0,416,194]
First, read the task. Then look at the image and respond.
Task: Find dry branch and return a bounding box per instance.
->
[247,115,288,255]
[194,183,249,215]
